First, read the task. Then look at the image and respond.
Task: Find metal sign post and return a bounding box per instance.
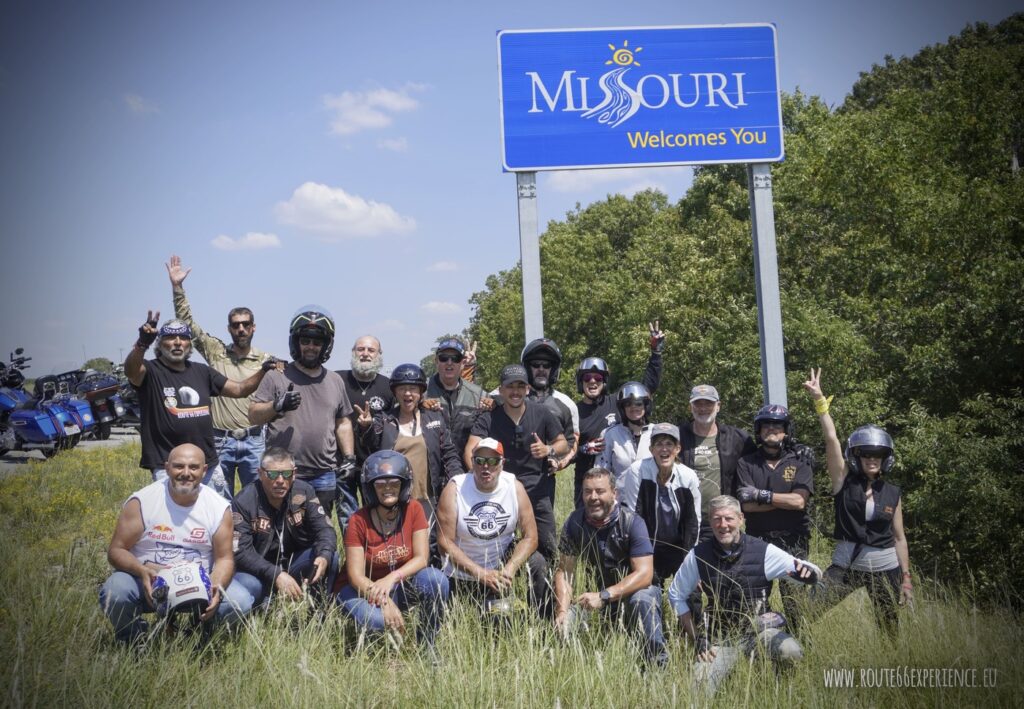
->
[516,171,544,340]
[748,163,787,407]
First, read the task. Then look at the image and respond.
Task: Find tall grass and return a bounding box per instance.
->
[1,445,1020,707]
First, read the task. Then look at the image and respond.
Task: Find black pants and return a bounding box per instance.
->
[818,564,903,633]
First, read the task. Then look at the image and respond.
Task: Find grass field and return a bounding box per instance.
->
[1,444,1020,707]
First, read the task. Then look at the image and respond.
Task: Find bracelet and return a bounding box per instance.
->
[814,395,834,416]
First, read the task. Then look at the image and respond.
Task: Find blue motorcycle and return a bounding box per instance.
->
[0,348,83,458]
[34,371,96,444]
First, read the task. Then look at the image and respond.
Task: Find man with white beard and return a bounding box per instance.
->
[335,335,394,521]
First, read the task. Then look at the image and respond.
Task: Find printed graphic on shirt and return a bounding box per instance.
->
[465,501,512,540]
[163,385,211,419]
[368,396,387,413]
[782,465,796,482]
[372,544,410,568]
[154,542,201,565]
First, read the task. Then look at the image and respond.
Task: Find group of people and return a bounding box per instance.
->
[99,255,913,690]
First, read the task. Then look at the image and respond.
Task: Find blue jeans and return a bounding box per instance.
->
[234,548,339,608]
[151,463,230,500]
[335,475,360,532]
[303,470,338,519]
[337,567,449,647]
[215,429,264,495]
[562,584,668,667]
[99,570,251,643]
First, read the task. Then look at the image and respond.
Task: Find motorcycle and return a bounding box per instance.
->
[112,364,141,433]
[72,369,126,440]
[33,371,96,444]
[0,348,82,458]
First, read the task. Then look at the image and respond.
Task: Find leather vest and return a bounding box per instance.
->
[833,475,901,549]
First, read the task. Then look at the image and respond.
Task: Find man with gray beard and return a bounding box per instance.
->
[335,335,394,522]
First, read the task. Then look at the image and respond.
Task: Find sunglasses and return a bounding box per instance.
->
[529,361,552,370]
[514,424,525,448]
[263,468,294,480]
[855,447,888,459]
[473,456,501,466]
[298,337,323,346]
[373,478,402,488]
[437,353,463,363]
[582,373,605,383]
[229,321,254,329]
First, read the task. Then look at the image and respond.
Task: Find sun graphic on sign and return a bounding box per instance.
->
[605,40,642,67]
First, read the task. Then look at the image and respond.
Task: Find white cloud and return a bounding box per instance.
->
[426,261,458,272]
[124,93,159,114]
[275,182,415,240]
[210,232,281,251]
[377,137,408,152]
[545,167,686,193]
[420,301,461,315]
[323,83,427,136]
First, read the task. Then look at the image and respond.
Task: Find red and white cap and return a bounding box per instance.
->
[473,437,504,456]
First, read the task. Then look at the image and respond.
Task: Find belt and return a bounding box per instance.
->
[214,425,264,440]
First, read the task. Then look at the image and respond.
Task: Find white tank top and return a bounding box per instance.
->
[443,472,520,580]
[129,480,230,569]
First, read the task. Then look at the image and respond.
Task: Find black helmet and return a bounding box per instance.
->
[288,305,335,363]
[845,425,895,476]
[754,404,791,444]
[390,363,427,391]
[616,381,652,422]
[361,450,413,508]
[575,356,611,394]
[521,338,562,387]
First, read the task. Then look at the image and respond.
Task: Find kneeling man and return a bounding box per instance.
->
[99,443,248,643]
[668,495,821,695]
[554,467,668,668]
[232,447,339,608]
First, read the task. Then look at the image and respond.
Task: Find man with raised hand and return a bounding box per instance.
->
[167,254,278,495]
[424,337,491,457]
[99,443,249,645]
[125,310,275,498]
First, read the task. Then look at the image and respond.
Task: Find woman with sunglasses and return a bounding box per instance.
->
[356,363,464,506]
[803,368,912,630]
[336,450,449,652]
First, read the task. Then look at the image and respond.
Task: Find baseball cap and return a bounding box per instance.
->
[436,338,465,355]
[473,437,504,456]
[689,384,720,402]
[649,422,681,442]
[500,363,529,385]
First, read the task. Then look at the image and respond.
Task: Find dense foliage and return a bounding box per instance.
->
[465,15,1024,599]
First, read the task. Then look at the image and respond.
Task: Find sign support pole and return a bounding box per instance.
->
[747,163,788,407]
[516,171,544,341]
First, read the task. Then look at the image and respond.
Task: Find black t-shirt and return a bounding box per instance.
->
[136,358,227,470]
[575,395,619,475]
[337,370,394,464]
[470,401,561,499]
[735,449,814,536]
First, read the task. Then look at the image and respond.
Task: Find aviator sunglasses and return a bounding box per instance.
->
[262,468,294,480]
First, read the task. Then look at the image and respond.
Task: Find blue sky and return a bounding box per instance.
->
[1,0,1018,376]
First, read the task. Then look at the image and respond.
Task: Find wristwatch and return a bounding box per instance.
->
[599,589,611,604]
